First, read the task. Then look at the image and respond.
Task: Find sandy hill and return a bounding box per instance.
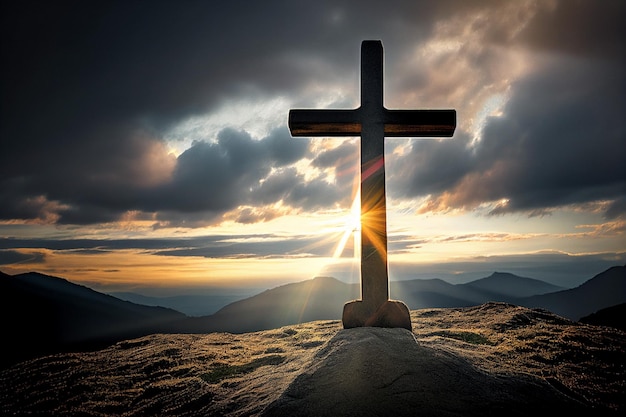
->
[1,302,623,416]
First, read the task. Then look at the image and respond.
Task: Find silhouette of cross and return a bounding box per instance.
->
[289,40,456,329]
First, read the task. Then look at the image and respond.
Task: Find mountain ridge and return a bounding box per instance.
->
[1,265,623,369]
[461,271,563,297]
[520,265,626,321]
[0,271,185,369]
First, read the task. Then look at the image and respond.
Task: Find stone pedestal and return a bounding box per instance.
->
[342,299,411,330]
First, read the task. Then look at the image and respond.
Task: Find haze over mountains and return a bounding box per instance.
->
[1,265,624,369]
[112,272,564,317]
[110,289,259,317]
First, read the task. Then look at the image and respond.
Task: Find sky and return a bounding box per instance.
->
[1,0,624,295]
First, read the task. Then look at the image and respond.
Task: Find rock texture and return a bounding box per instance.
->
[1,303,624,416]
[262,327,585,416]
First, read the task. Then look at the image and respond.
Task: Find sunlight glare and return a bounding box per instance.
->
[332,190,361,259]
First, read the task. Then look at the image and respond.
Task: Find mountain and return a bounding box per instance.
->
[460,271,564,297]
[181,275,497,334]
[0,271,186,369]
[579,303,626,332]
[392,272,563,309]
[393,278,475,308]
[519,265,626,320]
[391,273,561,308]
[182,276,359,333]
[182,267,623,334]
[2,304,623,416]
[2,266,622,369]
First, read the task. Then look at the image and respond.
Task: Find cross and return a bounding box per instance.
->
[289,40,456,330]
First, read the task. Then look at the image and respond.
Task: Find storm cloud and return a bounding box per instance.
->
[390,57,625,217]
[1,0,624,228]
[0,234,337,261]
[386,0,625,218]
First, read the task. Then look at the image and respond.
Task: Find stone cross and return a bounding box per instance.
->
[289,40,456,330]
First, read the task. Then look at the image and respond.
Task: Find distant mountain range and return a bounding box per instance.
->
[109,290,257,317]
[394,271,563,310]
[1,265,624,369]
[112,272,564,317]
[519,266,626,320]
[180,266,623,333]
[181,276,358,333]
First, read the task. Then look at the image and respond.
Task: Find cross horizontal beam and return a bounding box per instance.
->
[289,109,456,137]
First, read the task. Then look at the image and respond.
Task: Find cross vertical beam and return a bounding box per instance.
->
[359,41,388,311]
[289,40,456,330]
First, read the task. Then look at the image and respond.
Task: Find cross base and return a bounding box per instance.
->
[342,299,412,330]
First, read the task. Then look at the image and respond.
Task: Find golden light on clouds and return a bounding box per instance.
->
[2,247,328,291]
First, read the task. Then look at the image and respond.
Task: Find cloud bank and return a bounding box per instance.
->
[1,0,624,229]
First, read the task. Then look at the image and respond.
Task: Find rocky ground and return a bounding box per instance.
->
[1,302,624,416]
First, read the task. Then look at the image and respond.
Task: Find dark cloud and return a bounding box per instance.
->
[1,0,437,226]
[389,133,473,198]
[284,173,347,211]
[159,129,273,213]
[386,0,625,217]
[265,128,310,165]
[153,234,335,259]
[0,249,46,266]
[311,141,359,191]
[0,234,336,259]
[518,0,625,63]
[311,142,357,169]
[391,55,626,217]
[606,197,626,220]
[0,237,185,251]
[0,125,312,226]
[250,166,349,212]
[1,0,624,227]
[148,128,315,226]
[483,60,625,215]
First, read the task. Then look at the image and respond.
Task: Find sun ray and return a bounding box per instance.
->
[332,189,361,259]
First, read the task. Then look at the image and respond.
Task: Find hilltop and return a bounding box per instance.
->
[1,303,623,416]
